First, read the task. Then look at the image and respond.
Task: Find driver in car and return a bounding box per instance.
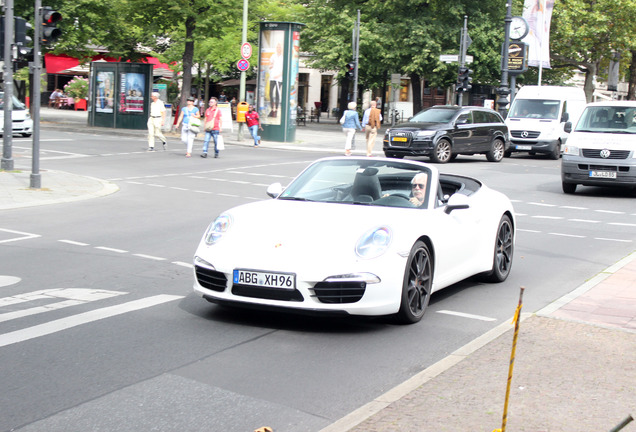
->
[410,172,428,207]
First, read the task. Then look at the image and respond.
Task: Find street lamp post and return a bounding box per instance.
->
[496,1,513,118]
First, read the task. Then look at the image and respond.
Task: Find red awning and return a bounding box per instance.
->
[44,53,174,76]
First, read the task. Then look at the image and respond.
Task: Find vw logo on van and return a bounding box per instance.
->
[521,131,529,138]
[600,149,611,159]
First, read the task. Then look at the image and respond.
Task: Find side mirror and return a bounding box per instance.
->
[564,121,572,133]
[561,112,569,122]
[444,193,470,214]
[267,182,283,198]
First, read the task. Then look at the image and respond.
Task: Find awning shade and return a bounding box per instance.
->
[44,53,174,77]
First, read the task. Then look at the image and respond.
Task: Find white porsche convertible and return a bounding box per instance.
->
[194,157,515,324]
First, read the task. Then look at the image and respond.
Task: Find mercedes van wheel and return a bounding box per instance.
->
[562,182,577,194]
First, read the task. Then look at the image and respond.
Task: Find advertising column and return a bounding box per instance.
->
[257,22,304,143]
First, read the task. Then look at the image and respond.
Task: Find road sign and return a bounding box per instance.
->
[241,42,252,60]
[439,54,473,64]
[237,58,250,72]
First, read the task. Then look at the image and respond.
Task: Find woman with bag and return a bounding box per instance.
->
[340,102,362,156]
[176,97,201,157]
[201,97,223,158]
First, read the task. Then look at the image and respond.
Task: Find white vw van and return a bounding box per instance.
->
[505,86,587,159]
[561,101,636,194]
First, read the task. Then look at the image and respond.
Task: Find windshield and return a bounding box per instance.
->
[509,99,560,119]
[279,159,432,209]
[0,93,27,110]
[575,106,636,134]
[409,107,458,123]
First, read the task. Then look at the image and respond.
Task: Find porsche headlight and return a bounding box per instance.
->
[563,144,579,156]
[204,214,232,245]
[356,227,392,259]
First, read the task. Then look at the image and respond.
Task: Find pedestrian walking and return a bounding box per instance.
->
[147,91,167,151]
[201,97,223,158]
[245,105,263,147]
[176,97,200,157]
[361,100,382,156]
[340,102,362,156]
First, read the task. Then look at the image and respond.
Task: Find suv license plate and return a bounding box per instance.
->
[233,269,296,289]
[589,171,617,179]
[515,145,532,150]
[392,137,408,142]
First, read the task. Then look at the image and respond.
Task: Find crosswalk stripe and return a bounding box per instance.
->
[0,294,183,348]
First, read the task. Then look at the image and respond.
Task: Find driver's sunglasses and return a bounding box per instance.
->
[411,183,426,189]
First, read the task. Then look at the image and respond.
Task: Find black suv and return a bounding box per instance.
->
[383,105,510,163]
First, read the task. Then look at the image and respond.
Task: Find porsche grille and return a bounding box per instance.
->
[195,265,227,292]
[312,281,366,304]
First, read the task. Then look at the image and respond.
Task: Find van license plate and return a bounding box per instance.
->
[589,171,617,179]
[233,269,296,289]
[515,145,532,150]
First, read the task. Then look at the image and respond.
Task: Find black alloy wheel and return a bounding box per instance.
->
[483,215,514,282]
[396,241,433,324]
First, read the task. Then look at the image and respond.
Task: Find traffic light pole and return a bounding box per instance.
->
[2,0,15,171]
[496,2,512,118]
[30,0,41,188]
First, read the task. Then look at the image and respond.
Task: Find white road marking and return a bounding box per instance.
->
[568,219,600,223]
[531,215,564,220]
[560,206,588,210]
[608,222,636,227]
[436,310,497,322]
[528,202,556,207]
[0,288,126,322]
[173,261,194,268]
[0,276,21,288]
[595,210,625,215]
[517,228,541,233]
[58,240,90,246]
[0,229,41,244]
[594,237,632,243]
[0,294,184,348]
[95,246,128,253]
[132,254,166,261]
[549,232,586,238]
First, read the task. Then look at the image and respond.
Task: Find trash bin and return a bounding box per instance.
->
[236,102,249,123]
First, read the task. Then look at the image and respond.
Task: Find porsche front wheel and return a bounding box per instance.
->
[396,241,433,324]
[482,215,514,283]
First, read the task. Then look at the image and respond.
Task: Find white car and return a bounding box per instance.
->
[194,157,515,324]
[0,92,33,137]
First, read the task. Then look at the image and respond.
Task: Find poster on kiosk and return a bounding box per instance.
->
[257,22,304,143]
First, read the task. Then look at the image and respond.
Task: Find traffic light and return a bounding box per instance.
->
[457,67,473,92]
[40,6,62,45]
[346,62,355,78]
[14,17,33,60]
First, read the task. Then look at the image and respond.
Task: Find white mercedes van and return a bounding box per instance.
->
[505,86,587,159]
[561,101,636,194]
[0,92,33,137]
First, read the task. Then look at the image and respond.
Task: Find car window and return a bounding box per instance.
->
[279,159,434,209]
[0,93,27,110]
[456,112,472,124]
[575,106,636,133]
[508,99,560,119]
[487,112,503,123]
[472,111,488,124]
[410,108,457,123]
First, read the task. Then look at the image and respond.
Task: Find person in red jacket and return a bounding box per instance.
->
[245,105,263,147]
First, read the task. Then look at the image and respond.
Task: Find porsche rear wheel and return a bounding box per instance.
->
[396,241,433,324]
[482,215,514,282]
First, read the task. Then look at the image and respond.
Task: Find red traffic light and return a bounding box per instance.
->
[41,6,62,44]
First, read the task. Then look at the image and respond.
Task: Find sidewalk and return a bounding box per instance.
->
[3,109,636,432]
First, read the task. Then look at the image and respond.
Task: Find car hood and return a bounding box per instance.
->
[197,199,422,274]
[389,122,447,132]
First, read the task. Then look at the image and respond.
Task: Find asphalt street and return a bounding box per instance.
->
[1,110,635,431]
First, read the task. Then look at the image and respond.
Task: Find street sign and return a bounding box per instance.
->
[237,58,250,72]
[440,54,473,64]
[241,42,252,60]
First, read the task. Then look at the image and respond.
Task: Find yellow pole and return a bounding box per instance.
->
[494,286,525,432]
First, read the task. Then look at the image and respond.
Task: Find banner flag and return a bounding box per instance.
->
[522,0,556,68]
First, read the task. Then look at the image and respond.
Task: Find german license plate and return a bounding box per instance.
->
[233,269,296,289]
[392,137,408,142]
[589,171,617,179]
[515,145,532,150]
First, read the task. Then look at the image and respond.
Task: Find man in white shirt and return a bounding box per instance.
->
[147,92,167,151]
